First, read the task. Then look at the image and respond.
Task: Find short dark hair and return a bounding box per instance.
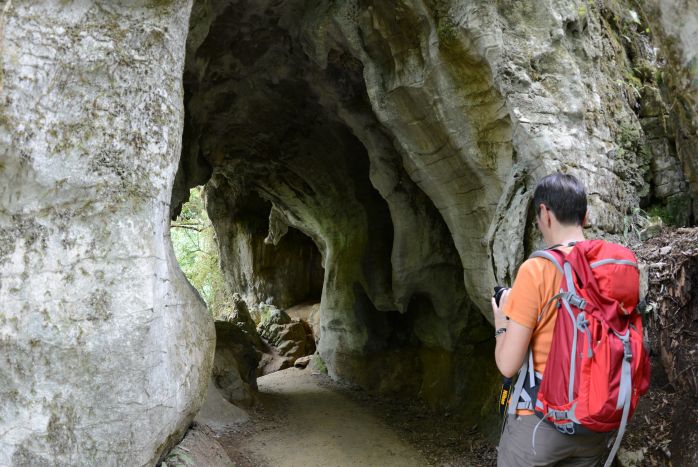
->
[532,173,587,226]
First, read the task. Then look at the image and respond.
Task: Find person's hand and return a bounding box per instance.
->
[491,288,510,329]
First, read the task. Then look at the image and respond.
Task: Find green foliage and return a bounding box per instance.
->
[253,303,278,326]
[647,195,693,227]
[311,354,328,374]
[622,207,653,243]
[646,204,669,221]
[436,16,458,43]
[162,447,195,467]
[171,187,231,317]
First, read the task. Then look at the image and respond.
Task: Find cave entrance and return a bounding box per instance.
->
[172,187,324,315]
[167,1,502,457]
[171,186,230,320]
[171,185,324,361]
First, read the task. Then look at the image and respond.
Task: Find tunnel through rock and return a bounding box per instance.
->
[170,0,503,416]
[205,187,324,310]
[5,0,698,464]
[168,0,698,425]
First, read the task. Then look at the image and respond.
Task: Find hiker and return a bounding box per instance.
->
[491,173,648,466]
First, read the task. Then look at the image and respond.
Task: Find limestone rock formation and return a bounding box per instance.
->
[212,321,261,407]
[294,355,312,369]
[0,2,214,465]
[227,293,266,349]
[162,422,235,467]
[177,0,696,411]
[2,0,698,464]
[643,0,698,221]
[286,301,322,344]
[204,189,324,310]
[257,309,316,361]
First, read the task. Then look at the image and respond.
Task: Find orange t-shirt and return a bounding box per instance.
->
[502,250,568,413]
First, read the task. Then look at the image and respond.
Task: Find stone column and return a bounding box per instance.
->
[0,1,213,465]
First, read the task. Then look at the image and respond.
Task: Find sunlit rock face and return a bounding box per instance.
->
[178,0,694,409]
[0,1,214,465]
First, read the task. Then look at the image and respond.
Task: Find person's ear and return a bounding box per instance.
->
[540,204,552,227]
[537,203,546,219]
[582,210,589,227]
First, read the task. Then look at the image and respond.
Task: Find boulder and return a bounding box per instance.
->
[162,422,235,467]
[294,356,312,369]
[286,302,321,343]
[228,294,265,350]
[258,309,315,360]
[212,321,261,406]
[258,351,296,376]
[194,382,249,431]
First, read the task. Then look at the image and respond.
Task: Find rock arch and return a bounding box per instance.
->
[1,0,696,464]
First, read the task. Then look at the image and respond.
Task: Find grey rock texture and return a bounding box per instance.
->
[2,0,698,463]
[205,186,324,310]
[227,293,266,350]
[0,1,214,465]
[258,309,315,361]
[285,302,321,344]
[162,421,235,467]
[212,321,261,407]
[194,382,249,431]
[641,0,698,223]
[178,0,695,411]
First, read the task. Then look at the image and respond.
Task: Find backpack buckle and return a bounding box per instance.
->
[568,294,586,310]
[555,422,576,435]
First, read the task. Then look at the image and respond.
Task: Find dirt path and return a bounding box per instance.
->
[218,368,430,467]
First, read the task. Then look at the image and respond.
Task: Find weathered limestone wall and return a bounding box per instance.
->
[641,0,698,222]
[1,0,697,462]
[178,0,695,406]
[0,2,213,465]
[204,185,324,310]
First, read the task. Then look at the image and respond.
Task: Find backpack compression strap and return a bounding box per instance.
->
[603,330,634,467]
[529,250,563,273]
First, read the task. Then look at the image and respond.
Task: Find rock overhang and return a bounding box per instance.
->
[2,0,698,464]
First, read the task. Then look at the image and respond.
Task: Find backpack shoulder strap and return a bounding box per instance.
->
[530,247,590,323]
[529,249,564,274]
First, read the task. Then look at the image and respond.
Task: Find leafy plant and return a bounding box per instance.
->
[171,187,232,318]
[161,447,195,467]
[311,353,328,374]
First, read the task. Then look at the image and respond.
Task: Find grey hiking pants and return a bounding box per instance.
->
[497,415,612,467]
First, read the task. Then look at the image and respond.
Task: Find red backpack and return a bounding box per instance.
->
[508,240,650,467]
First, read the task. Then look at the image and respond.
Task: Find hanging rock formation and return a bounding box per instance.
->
[1,0,698,465]
[204,187,324,310]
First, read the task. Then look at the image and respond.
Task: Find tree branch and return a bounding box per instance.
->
[171,222,206,231]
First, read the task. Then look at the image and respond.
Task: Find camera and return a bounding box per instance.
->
[493,285,508,307]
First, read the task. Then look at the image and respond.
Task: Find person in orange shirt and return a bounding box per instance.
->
[492,173,611,466]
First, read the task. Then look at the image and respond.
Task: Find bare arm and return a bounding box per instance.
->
[492,291,533,378]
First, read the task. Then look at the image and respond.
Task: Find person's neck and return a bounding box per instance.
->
[548,225,585,248]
